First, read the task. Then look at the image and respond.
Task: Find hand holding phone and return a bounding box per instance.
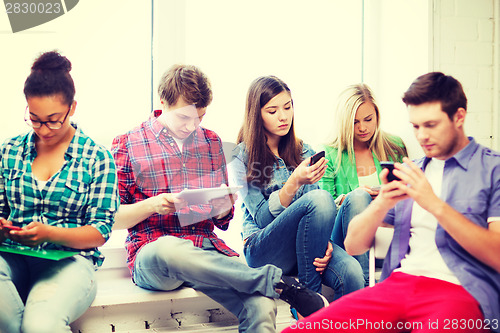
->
[2,225,22,232]
[380,161,400,182]
[309,151,325,166]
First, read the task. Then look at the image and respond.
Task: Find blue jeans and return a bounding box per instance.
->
[0,253,97,333]
[244,189,364,300]
[133,236,281,333]
[331,189,373,286]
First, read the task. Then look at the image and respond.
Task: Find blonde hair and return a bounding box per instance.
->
[329,83,407,168]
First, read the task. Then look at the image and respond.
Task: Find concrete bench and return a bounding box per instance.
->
[70,246,239,333]
[69,225,329,332]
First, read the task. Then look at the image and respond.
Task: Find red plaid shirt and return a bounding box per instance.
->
[111,110,237,273]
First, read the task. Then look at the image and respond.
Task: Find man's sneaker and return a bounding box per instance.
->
[276,276,329,317]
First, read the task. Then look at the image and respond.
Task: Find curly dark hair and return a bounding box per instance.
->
[23,50,75,106]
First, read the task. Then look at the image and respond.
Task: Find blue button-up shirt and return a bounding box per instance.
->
[230,142,319,240]
[0,124,120,267]
[382,138,500,326]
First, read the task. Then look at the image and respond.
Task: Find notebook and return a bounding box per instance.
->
[0,244,79,261]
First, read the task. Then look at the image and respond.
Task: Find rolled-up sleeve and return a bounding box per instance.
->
[268,190,285,216]
[0,147,8,220]
[488,164,500,223]
[86,150,120,241]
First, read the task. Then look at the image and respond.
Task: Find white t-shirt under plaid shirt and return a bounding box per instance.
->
[0,124,120,267]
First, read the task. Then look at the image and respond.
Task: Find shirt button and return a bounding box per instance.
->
[183,163,186,167]
[192,226,195,230]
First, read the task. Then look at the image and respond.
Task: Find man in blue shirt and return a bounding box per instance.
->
[283,72,500,333]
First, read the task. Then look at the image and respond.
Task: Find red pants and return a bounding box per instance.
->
[282,272,490,332]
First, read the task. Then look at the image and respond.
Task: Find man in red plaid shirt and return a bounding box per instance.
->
[111,64,328,332]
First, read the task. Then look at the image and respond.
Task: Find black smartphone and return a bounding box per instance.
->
[380,161,400,182]
[309,151,325,166]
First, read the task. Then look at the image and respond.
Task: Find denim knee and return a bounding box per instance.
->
[344,189,372,210]
[344,258,365,287]
[134,237,190,291]
[306,189,337,219]
[147,236,196,269]
[323,245,365,299]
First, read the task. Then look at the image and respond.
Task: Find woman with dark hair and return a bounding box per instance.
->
[231,76,364,316]
[0,51,119,333]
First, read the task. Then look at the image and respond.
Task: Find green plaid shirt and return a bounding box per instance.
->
[0,124,119,267]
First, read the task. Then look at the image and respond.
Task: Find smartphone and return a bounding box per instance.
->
[380,161,400,182]
[2,225,22,231]
[309,151,325,166]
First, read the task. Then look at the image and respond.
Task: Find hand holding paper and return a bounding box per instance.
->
[150,193,187,215]
[176,186,242,206]
[210,185,239,219]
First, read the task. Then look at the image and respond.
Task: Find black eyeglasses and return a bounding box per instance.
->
[24,106,71,130]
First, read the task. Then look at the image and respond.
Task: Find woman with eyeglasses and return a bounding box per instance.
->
[0,51,119,333]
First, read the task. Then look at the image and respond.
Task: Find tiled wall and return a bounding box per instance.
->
[433,0,499,148]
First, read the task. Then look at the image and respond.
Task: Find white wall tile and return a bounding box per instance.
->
[441,17,478,41]
[455,0,494,18]
[478,19,494,42]
[455,42,493,65]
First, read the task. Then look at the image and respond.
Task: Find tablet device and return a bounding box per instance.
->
[176,186,243,206]
[0,244,79,261]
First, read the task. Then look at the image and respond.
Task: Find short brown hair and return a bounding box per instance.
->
[402,72,467,119]
[158,64,212,108]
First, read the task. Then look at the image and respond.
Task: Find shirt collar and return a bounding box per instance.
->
[422,136,478,171]
[21,131,37,158]
[149,109,201,143]
[19,122,80,160]
[65,123,83,159]
[302,145,312,156]
[149,110,165,139]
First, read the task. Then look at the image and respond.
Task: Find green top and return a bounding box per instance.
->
[318,136,406,201]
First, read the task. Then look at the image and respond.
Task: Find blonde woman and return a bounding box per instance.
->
[319,83,407,285]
